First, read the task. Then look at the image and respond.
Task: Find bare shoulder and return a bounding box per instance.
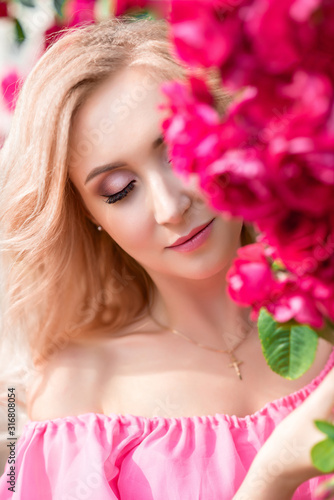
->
[27,316,156,422]
[27,339,109,421]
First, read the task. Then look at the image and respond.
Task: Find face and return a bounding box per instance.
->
[68,66,242,281]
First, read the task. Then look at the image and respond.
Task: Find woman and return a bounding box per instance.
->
[0,16,334,500]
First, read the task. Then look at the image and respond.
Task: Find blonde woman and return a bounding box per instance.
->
[0,16,334,500]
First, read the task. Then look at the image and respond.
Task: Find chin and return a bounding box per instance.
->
[168,254,233,281]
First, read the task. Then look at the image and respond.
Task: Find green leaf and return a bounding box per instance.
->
[18,0,35,7]
[14,18,25,45]
[119,7,156,21]
[258,308,318,379]
[315,420,334,440]
[271,259,286,272]
[54,0,66,18]
[311,438,334,473]
[133,9,156,20]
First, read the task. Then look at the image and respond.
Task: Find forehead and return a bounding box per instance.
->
[68,67,168,171]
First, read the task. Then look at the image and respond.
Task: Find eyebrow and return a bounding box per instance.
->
[84,134,165,185]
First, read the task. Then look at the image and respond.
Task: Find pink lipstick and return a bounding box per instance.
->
[166,218,215,253]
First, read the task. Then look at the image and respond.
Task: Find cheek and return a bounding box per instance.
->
[220,215,243,236]
[221,217,244,251]
[103,210,154,252]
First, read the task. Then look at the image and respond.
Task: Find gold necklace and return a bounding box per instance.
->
[149,314,254,381]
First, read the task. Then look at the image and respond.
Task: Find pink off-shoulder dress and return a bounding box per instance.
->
[1,349,334,499]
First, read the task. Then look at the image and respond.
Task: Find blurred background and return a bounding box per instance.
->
[0,0,99,474]
[0,0,92,142]
[0,0,158,475]
[0,0,158,144]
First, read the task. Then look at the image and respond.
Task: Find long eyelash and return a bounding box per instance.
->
[102,147,170,206]
[103,180,136,205]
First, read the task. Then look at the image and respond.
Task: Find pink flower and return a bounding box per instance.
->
[227,242,328,328]
[44,1,97,51]
[159,76,223,180]
[158,0,334,330]
[227,243,277,307]
[159,77,282,221]
[64,0,97,27]
[115,0,147,15]
[199,148,280,221]
[257,212,334,281]
[1,69,21,112]
[0,1,8,18]
[217,0,334,88]
[169,1,241,68]
[281,71,333,125]
[261,74,334,218]
[43,22,65,51]
[314,476,334,500]
[245,0,319,74]
[266,278,325,328]
[265,140,334,218]
[288,275,334,326]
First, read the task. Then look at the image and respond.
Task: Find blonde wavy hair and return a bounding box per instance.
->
[0,15,252,400]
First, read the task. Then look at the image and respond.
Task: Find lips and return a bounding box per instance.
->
[166,218,215,248]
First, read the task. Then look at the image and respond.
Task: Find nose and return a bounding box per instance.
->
[149,172,192,226]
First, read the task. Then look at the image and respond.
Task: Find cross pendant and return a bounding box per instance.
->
[228,354,243,380]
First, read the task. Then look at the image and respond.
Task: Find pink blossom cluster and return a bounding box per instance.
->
[1,69,21,112]
[153,0,334,329]
[0,1,98,116]
[44,0,97,50]
[227,242,333,328]
[0,1,8,18]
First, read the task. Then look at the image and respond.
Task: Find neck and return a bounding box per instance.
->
[147,263,255,351]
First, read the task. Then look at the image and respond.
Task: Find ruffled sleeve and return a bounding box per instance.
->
[0,413,147,499]
[1,385,334,500]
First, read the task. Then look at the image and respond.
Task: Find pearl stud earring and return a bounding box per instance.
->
[97,225,102,231]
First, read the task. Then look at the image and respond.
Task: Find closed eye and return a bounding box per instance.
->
[101,144,172,205]
[102,180,136,205]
